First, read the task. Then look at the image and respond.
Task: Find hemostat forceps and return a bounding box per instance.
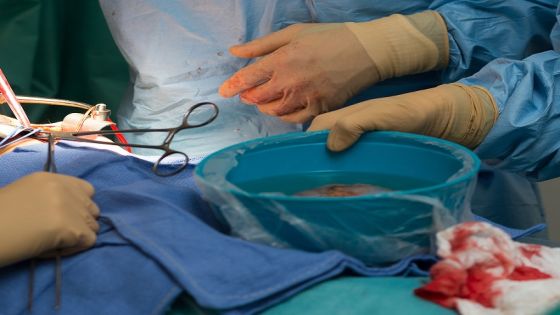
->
[28,133,63,312]
[38,101,219,176]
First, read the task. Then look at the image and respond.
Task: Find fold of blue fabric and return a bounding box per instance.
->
[0,144,545,315]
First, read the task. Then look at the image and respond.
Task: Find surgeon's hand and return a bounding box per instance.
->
[220,23,378,123]
[309,84,498,151]
[0,172,100,267]
[219,11,449,123]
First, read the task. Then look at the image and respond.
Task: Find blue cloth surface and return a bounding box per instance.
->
[461,2,560,181]
[0,144,544,315]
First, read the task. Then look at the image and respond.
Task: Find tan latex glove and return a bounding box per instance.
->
[219,11,448,123]
[308,83,498,151]
[0,172,100,267]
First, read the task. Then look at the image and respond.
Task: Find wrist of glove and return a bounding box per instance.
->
[308,83,498,151]
[0,172,99,267]
[345,10,449,81]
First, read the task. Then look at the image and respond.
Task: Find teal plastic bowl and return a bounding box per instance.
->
[195,131,480,265]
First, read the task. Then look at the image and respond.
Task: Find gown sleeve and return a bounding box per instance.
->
[433,0,558,81]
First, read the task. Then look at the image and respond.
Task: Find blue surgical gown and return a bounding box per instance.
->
[461,3,560,182]
[98,0,556,155]
[98,0,556,231]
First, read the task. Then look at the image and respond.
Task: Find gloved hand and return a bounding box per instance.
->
[308,83,498,151]
[219,11,449,123]
[0,172,100,267]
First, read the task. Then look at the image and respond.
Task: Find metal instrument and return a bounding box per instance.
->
[38,101,218,176]
[0,69,31,128]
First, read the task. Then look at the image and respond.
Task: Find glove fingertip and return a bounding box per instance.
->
[229,44,259,58]
[327,125,362,152]
[75,179,95,197]
[80,231,97,249]
[89,201,101,218]
[326,133,345,152]
[218,84,230,98]
[228,44,244,55]
[218,81,238,98]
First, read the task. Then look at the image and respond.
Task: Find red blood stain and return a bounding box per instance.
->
[415,261,501,309]
[449,222,478,252]
[415,263,467,308]
[415,223,553,311]
[508,266,551,281]
[463,267,501,308]
[520,244,543,259]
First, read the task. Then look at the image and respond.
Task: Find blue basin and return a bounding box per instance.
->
[195,131,480,265]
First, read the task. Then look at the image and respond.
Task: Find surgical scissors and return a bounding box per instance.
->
[38,101,219,176]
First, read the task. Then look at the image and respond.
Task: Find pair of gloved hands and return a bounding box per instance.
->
[0,172,99,267]
[219,11,498,151]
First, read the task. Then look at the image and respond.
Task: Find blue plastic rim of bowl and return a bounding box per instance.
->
[195,130,481,201]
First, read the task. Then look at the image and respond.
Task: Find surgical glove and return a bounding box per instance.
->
[308,83,498,151]
[219,11,448,123]
[0,172,100,267]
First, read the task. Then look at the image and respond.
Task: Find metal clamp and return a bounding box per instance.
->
[1,95,111,121]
